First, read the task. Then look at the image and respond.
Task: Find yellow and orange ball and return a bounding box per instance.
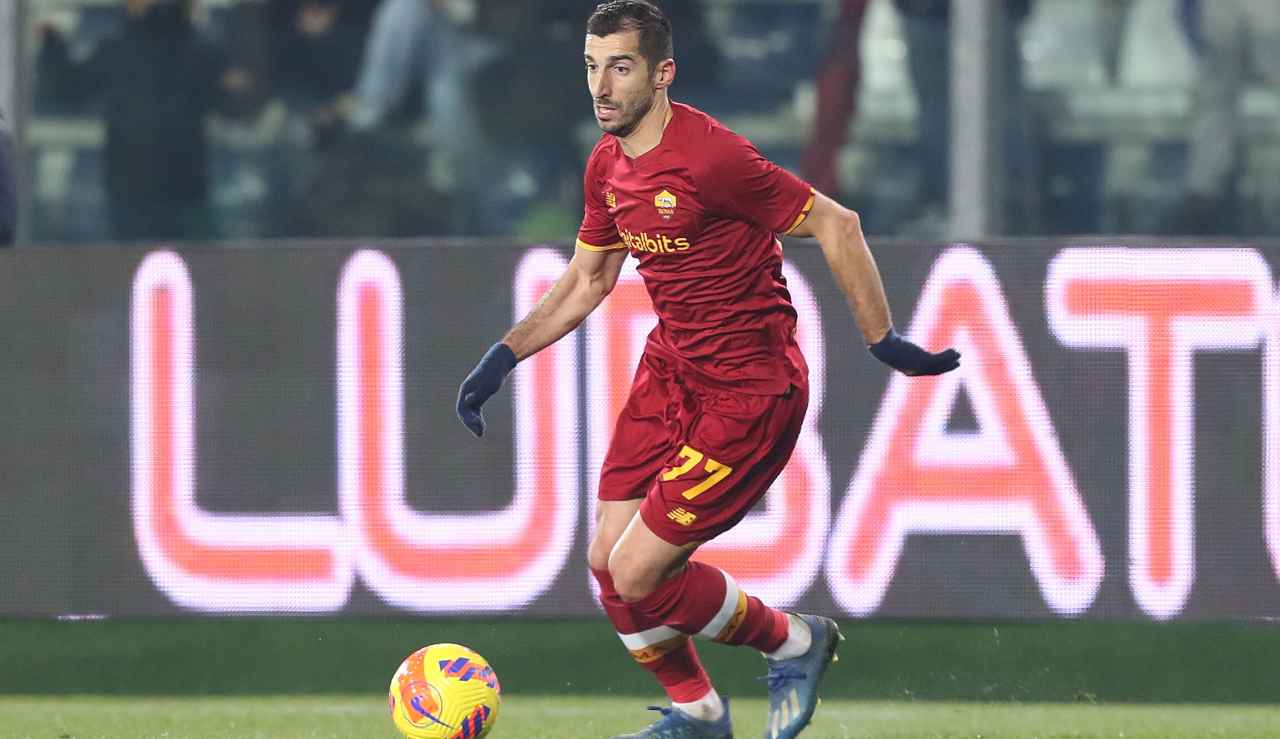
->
[388,644,501,739]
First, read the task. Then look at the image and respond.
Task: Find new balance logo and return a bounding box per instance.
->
[667,508,697,526]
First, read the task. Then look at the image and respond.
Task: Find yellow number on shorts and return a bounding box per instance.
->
[661,444,734,500]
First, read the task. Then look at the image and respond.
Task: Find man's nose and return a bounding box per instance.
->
[590,74,610,99]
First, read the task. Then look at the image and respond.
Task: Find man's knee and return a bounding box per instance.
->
[589,499,642,574]
[608,549,662,603]
[586,528,616,574]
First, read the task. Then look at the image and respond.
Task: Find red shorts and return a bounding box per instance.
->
[597,354,809,547]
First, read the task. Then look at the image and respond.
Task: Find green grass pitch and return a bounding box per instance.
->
[3,696,1280,739]
[3,619,1279,738]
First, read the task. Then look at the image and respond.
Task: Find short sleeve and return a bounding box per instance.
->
[699,129,816,235]
[576,148,626,252]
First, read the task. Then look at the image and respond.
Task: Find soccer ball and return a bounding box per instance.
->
[388,643,501,739]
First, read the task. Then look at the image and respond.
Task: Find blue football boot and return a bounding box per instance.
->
[611,697,734,739]
[760,614,843,739]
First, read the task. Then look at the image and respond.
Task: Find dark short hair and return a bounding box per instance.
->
[586,0,674,72]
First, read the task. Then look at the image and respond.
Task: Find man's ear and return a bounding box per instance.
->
[653,58,676,90]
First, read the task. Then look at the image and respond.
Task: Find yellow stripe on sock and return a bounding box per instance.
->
[714,590,750,642]
[629,635,688,664]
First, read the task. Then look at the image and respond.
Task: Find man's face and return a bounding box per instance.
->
[585,30,655,138]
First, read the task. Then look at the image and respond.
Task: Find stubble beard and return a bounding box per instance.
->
[600,89,655,139]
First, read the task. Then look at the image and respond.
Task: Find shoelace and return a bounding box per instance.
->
[761,665,808,693]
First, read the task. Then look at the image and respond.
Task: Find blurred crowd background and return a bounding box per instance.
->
[10,0,1280,244]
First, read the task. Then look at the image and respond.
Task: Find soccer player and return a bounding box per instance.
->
[457,2,960,737]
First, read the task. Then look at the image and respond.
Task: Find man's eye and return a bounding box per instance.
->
[614,66,630,75]
[586,64,598,72]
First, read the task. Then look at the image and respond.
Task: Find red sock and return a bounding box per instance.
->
[592,567,713,703]
[632,560,790,653]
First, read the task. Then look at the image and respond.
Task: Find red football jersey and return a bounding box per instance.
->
[576,102,816,395]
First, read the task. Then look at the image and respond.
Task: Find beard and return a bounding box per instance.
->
[596,89,655,138]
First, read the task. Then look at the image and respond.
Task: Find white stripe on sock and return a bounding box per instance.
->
[697,569,741,640]
[617,624,682,650]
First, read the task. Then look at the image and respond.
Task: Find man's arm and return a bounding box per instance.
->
[456,246,628,436]
[790,191,959,375]
[502,246,628,360]
[789,191,891,344]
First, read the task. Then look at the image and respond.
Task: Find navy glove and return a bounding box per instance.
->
[869,327,961,376]
[457,343,518,437]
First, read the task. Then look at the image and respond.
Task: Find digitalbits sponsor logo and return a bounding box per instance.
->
[618,227,692,254]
